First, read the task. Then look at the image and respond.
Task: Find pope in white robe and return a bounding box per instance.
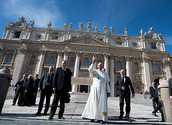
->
[81,59,110,123]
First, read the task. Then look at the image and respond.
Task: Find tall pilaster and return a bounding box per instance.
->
[163,59,171,80]
[104,54,109,74]
[36,51,45,77]
[142,57,151,91]
[56,52,63,68]
[11,49,27,85]
[72,52,80,92]
[125,56,131,77]
[63,51,68,61]
[110,56,114,97]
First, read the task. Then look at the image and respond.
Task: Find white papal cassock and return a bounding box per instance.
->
[81,63,110,122]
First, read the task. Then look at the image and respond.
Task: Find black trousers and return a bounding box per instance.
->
[37,85,51,113]
[119,94,130,117]
[13,89,20,104]
[49,90,66,118]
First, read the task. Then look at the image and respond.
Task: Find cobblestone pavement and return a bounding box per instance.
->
[0,93,171,125]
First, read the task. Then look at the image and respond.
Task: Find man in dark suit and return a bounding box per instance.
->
[48,60,72,120]
[115,69,135,120]
[149,81,159,112]
[33,74,40,105]
[36,66,54,115]
[150,79,164,121]
[12,74,28,105]
[169,77,172,101]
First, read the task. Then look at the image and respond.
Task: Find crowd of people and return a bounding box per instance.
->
[11,58,172,124]
[12,74,40,106]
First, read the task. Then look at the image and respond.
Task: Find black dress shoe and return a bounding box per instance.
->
[58,116,65,119]
[90,119,94,122]
[35,112,41,115]
[48,116,53,120]
[152,112,158,117]
[126,116,129,121]
[43,112,47,115]
[98,120,105,124]
[119,115,123,120]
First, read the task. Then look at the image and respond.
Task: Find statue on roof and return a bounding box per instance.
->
[7,20,14,27]
[104,26,107,33]
[110,26,114,34]
[63,22,67,29]
[79,22,83,30]
[47,21,52,28]
[87,22,91,30]
[94,24,98,31]
[30,20,35,28]
[69,22,72,29]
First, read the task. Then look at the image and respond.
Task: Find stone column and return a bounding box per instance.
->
[0,67,12,114]
[4,30,9,39]
[36,51,45,77]
[63,51,68,61]
[72,53,80,93]
[163,60,171,80]
[11,49,26,85]
[104,54,109,75]
[142,57,151,91]
[92,53,97,69]
[110,56,115,97]
[158,80,172,122]
[56,52,63,68]
[125,56,131,77]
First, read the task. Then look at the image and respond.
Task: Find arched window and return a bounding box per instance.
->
[48,56,55,65]
[83,58,89,67]
[154,64,160,73]
[6,54,13,63]
[117,61,122,71]
[69,58,75,68]
[29,55,35,65]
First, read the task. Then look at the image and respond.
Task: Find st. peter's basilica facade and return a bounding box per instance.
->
[0,17,171,96]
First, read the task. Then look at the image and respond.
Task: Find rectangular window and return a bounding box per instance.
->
[132,42,137,47]
[116,40,122,45]
[36,35,41,40]
[13,31,21,38]
[52,35,58,40]
[151,43,157,49]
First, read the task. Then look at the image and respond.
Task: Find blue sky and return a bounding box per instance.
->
[0,0,171,55]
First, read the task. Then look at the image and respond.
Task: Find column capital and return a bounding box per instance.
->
[125,56,132,61]
[75,51,82,57]
[18,48,27,54]
[142,57,149,62]
[110,55,114,60]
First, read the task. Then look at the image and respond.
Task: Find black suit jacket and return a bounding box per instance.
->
[149,86,158,99]
[53,67,72,92]
[25,78,34,93]
[38,72,54,90]
[169,78,172,96]
[115,76,135,96]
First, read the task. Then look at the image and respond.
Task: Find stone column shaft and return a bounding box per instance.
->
[142,58,151,91]
[11,50,26,85]
[36,52,45,77]
[110,56,114,97]
[56,52,63,68]
[72,53,80,92]
[63,52,68,61]
[104,55,109,75]
[126,58,131,77]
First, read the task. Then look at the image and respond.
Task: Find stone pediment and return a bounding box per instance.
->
[64,35,110,47]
